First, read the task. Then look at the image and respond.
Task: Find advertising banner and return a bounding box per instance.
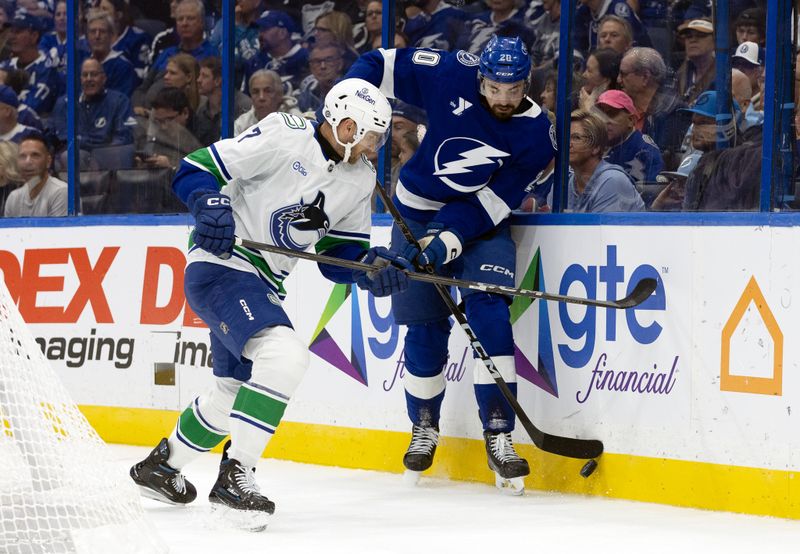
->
[0,222,796,472]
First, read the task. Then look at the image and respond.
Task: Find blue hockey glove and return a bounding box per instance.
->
[401,223,463,272]
[355,247,412,297]
[189,189,235,257]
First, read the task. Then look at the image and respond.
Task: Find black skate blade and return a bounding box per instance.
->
[136,484,189,506]
[210,503,271,532]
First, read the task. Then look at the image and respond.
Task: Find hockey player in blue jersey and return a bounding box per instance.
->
[345,36,556,493]
[129,79,412,529]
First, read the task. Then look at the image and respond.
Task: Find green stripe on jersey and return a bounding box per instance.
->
[233,246,287,296]
[177,404,228,450]
[186,148,226,187]
[315,235,370,255]
[231,384,288,429]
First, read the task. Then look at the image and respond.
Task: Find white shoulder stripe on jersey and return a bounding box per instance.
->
[475,186,511,226]
[396,180,445,211]
[378,48,396,99]
[513,97,543,119]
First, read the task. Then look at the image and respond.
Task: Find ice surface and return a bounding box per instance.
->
[111,445,800,554]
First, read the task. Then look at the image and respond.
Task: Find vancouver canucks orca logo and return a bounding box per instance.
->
[270,191,330,249]
[433,137,510,192]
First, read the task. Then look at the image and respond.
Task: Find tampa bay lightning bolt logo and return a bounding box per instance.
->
[269,191,330,249]
[433,137,511,192]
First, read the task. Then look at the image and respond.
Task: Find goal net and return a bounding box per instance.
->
[0,279,166,554]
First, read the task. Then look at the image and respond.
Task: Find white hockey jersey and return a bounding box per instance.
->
[183,112,375,299]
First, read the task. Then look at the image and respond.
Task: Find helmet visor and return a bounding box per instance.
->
[359,128,390,152]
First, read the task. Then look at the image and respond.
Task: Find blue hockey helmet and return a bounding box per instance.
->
[479,35,531,84]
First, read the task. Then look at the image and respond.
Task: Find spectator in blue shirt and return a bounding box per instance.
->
[596,89,663,186]
[39,0,66,76]
[574,0,651,56]
[243,10,308,96]
[149,0,217,74]
[83,9,138,97]
[403,0,470,51]
[49,58,136,154]
[0,84,36,143]
[0,10,63,115]
[97,0,152,81]
[567,109,645,212]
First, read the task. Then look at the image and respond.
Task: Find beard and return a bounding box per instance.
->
[490,104,515,120]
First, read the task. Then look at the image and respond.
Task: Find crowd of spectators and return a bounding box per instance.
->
[0,0,785,217]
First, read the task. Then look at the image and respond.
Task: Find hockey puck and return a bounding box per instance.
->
[580,459,598,478]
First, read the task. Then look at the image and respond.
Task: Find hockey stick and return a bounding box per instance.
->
[374,183,604,460]
[231,237,656,310]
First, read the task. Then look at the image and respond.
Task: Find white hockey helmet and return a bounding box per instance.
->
[323,78,391,161]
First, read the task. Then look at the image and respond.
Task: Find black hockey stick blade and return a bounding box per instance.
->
[497,377,604,459]
[614,277,658,309]
[535,429,604,459]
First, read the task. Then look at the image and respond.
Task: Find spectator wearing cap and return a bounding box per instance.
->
[595,89,663,186]
[49,58,136,156]
[596,15,633,55]
[208,0,260,88]
[243,10,308,96]
[0,10,63,115]
[402,0,470,52]
[567,109,645,212]
[3,132,68,217]
[678,90,763,211]
[233,69,300,136]
[683,129,763,211]
[574,0,651,56]
[732,41,763,95]
[680,90,741,156]
[149,0,218,75]
[620,47,689,170]
[0,84,36,143]
[650,151,701,211]
[734,7,765,47]
[82,9,138,97]
[297,41,346,113]
[676,18,715,106]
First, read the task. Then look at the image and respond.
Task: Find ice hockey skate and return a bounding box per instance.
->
[208,442,275,532]
[402,425,439,485]
[484,431,529,496]
[129,437,198,505]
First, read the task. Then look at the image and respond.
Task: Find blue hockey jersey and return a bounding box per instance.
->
[346,48,556,242]
[112,25,152,80]
[574,0,651,54]
[403,4,471,52]
[0,53,64,115]
[604,130,663,184]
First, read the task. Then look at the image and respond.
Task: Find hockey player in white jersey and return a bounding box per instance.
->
[130,78,410,530]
